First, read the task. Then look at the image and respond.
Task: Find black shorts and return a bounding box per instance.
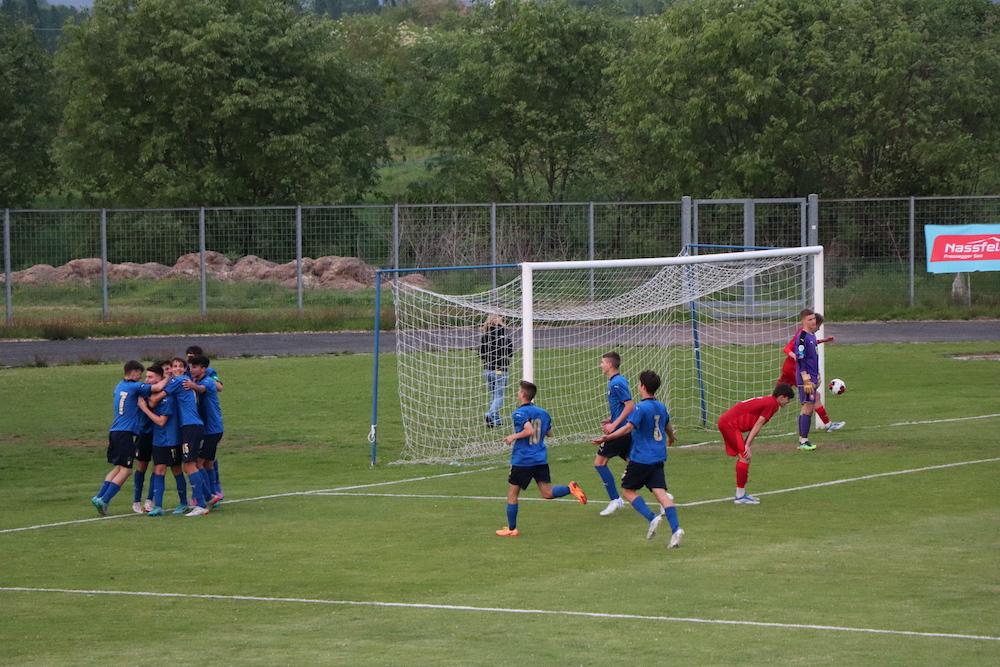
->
[597,433,631,461]
[508,464,552,490]
[180,424,204,463]
[106,431,135,468]
[199,433,223,461]
[134,432,153,463]
[621,460,667,492]
[152,445,181,467]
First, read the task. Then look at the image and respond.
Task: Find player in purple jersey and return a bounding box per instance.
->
[495,381,587,537]
[795,312,821,451]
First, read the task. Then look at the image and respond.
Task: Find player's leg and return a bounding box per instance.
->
[497,469,527,536]
[651,476,683,548]
[200,434,223,506]
[535,464,582,502]
[147,456,168,516]
[170,460,189,515]
[95,433,135,513]
[594,435,629,515]
[798,386,817,450]
[620,462,661,538]
[132,434,153,514]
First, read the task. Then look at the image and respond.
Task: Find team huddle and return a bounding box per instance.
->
[495,308,843,546]
[91,346,225,518]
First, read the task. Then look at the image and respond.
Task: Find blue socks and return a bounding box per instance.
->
[96,480,111,498]
[151,474,165,508]
[550,485,570,498]
[100,482,121,504]
[595,465,619,501]
[174,473,188,505]
[506,503,518,530]
[212,462,221,494]
[188,471,206,507]
[133,470,146,503]
[665,506,679,533]
[630,496,656,521]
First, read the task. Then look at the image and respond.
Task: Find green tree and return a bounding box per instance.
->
[607,0,1000,198]
[0,12,57,207]
[413,0,621,202]
[54,0,388,206]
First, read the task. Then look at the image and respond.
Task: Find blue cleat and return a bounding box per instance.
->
[91,496,108,516]
[147,507,165,517]
[171,504,189,515]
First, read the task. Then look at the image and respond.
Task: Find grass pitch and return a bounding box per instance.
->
[0,344,998,665]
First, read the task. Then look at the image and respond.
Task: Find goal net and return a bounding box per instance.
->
[380,247,823,464]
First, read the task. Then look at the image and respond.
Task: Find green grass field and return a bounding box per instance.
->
[1,344,999,665]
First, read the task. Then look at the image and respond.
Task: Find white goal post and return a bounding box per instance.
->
[370,246,824,465]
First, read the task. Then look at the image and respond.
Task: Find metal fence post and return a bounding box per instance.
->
[807,194,819,308]
[199,207,207,317]
[392,204,399,271]
[588,201,595,301]
[681,196,692,252]
[100,209,109,321]
[908,196,916,308]
[3,209,11,324]
[295,205,303,312]
[743,200,755,313]
[490,202,498,289]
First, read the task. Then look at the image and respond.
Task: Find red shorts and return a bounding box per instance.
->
[778,358,796,386]
[718,421,747,458]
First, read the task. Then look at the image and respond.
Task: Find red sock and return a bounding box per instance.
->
[816,405,830,424]
[736,460,749,489]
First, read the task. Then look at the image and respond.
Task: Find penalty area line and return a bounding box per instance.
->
[0,586,996,643]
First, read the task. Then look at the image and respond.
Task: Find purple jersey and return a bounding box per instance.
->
[795,330,819,382]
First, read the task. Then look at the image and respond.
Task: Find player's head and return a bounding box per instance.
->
[483,314,504,329]
[813,312,824,327]
[600,352,621,375]
[798,308,815,322]
[145,364,164,383]
[123,360,144,380]
[188,354,210,379]
[170,357,187,375]
[185,345,204,361]
[773,383,795,405]
[157,359,172,378]
[518,380,537,403]
[638,370,661,396]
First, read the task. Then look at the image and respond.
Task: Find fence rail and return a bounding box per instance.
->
[3,195,999,326]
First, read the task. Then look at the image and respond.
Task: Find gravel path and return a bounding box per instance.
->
[1,321,998,368]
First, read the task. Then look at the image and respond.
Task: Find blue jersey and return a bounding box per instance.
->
[509,403,552,467]
[137,407,153,435]
[607,373,632,422]
[197,377,224,435]
[795,330,819,382]
[109,380,152,434]
[626,398,670,464]
[151,393,181,447]
[165,374,204,427]
[206,366,222,384]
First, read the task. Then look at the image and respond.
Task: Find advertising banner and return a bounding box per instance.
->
[925,224,1000,273]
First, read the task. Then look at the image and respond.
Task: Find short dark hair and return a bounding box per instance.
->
[602,352,621,369]
[519,380,537,402]
[799,308,815,319]
[156,359,171,372]
[185,345,203,356]
[814,312,824,326]
[124,360,144,374]
[146,364,164,379]
[639,370,661,395]
[773,383,795,399]
[189,354,210,369]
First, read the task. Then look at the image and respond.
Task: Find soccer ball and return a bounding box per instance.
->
[828,378,847,395]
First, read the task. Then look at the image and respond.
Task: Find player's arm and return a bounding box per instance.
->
[603,398,635,434]
[504,419,532,446]
[147,390,166,408]
[742,415,769,456]
[149,376,170,393]
[137,397,167,427]
[182,378,208,393]
[665,420,677,446]
[593,421,634,444]
[818,336,834,344]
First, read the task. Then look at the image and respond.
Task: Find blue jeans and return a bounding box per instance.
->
[483,370,508,424]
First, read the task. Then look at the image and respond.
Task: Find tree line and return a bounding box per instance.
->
[2,0,997,209]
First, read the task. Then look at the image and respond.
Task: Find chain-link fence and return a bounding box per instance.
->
[3,196,999,327]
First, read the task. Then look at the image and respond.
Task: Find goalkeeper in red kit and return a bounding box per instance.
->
[718,384,795,504]
[778,309,844,432]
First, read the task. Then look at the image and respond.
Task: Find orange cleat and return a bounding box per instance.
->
[495,526,520,537]
[568,481,587,505]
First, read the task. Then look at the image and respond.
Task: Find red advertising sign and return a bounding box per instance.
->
[929,234,1000,262]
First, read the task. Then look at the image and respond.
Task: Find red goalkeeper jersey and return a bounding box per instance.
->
[719,395,782,433]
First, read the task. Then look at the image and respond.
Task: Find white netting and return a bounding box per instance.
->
[392,252,816,464]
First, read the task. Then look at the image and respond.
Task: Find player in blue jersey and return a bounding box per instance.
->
[595,352,635,517]
[592,370,685,548]
[131,366,166,514]
[186,354,224,506]
[795,312,822,451]
[91,361,151,516]
[186,345,225,499]
[137,365,184,517]
[495,380,587,537]
[150,357,210,515]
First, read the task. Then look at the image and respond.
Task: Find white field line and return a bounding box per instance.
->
[310,457,1000,507]
[0,466,497,535]
[676,411,1000,449]
[0,586,996,643]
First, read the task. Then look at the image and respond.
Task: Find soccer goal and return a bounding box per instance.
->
[369,246,824,465]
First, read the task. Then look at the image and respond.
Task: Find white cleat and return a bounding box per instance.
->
[825,421,846,432]
[646,513,664,540]
[131,502,144,514]
[599,497,627,516]
[186,506,210,517]
[668,527,685,549]
[143,499,153,513]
